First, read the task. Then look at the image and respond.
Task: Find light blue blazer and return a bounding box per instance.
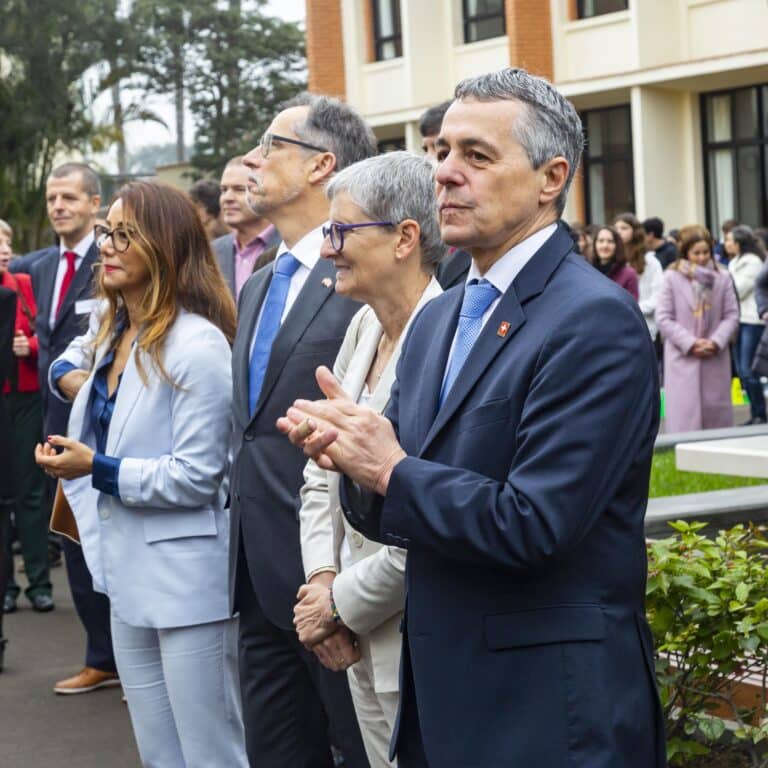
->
[51,309,233,629]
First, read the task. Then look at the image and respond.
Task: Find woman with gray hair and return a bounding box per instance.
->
[292,150,444,766]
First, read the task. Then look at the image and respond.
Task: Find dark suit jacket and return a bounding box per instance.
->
[0,287,16,499]
[29,244,98,436]
[9,247,55,275]
[436,248,471,289]
[213,229,282,299]
[343,223,666,767]
[229,257,360,628]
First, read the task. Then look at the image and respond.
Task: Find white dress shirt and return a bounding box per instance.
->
[49,232,94,328]
[444,222,557,374]
[249,224,324,355]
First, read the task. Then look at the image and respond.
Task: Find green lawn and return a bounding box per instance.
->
[649,449,768,498]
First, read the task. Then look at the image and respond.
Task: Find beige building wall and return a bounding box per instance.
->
[308,0,768,228]
[556,0,768,225]
[338,0,512,145]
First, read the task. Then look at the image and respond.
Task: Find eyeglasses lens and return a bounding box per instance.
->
[260,133,271,158]
[331,224,343,252]
[114,230,130,252]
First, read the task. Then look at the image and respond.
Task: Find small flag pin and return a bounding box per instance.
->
[321,277,333,288]
[497,321,511,337]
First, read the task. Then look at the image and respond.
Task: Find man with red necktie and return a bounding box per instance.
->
[25,163,119,695]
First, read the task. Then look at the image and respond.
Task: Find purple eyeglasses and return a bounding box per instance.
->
[322,221,395,253]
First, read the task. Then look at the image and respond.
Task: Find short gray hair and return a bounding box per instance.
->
[454,68,584,213]
[326,151,444,273]
[49,162,102,197]
[280,93,378,173]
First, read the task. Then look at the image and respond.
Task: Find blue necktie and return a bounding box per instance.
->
[248,252,302,415]
[439,279,501,406]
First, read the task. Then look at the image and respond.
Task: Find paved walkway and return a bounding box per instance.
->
[0,557,139,767]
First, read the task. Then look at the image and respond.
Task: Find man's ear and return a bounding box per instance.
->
[308,152,337,186]
[90,195,101,215]
[539,156,569,207]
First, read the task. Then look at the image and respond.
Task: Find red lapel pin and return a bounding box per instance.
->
[497,321,511,337]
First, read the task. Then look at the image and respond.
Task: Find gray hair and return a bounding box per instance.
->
[49,162,102,197]
[280,93,378,173]
[454,68,584,213]
[326,151,444,274]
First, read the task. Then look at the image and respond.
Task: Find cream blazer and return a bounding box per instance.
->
[299,277,443,693]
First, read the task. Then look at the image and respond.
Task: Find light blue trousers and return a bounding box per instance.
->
[111,614,248,768]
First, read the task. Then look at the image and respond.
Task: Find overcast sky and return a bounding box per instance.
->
[103,0,306,171]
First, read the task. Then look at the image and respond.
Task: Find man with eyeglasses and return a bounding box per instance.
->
[230,93,375,767]
[26,162,119,695]
[213,156,282,302]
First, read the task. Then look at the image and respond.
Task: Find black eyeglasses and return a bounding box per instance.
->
[94,224,135,253]
[260,132,329,158]
[322,221,395,253]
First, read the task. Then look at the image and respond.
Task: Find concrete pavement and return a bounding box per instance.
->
[0,557,139,767]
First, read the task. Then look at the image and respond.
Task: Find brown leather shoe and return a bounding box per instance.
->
[53,667,120,695]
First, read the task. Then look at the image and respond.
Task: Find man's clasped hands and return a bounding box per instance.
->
[277,365,406,672]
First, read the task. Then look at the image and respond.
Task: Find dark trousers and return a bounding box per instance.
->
[4,391,51,599]
[0,504,9,643]
[236,547,368,768]
[61,538,116,672]
[735,322,767,420]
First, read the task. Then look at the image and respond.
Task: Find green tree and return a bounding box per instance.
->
[0,0,109,249]
[186,0,306,173]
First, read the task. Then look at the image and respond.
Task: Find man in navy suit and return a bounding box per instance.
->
[280,69,667,767]
[28,163,118,695]
[230,94,372,767]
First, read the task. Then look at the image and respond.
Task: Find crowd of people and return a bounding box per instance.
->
[572,212,768,432]
[0,64,759,767]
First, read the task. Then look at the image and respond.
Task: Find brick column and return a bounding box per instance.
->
[306,0,347,98]
[504,0,554,81]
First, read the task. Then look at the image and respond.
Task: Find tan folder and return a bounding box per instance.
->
[50,481,80,544]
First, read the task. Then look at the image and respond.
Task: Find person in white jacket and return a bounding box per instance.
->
[726,225,767,424]
[292,152,444,767]
[638,250,664,341]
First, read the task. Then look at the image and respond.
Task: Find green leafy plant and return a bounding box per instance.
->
[647,522,768,766]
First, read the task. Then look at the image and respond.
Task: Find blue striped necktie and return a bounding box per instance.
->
[439,278,500,406]
[248,252,302,415]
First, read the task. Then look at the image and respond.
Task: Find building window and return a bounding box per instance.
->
[581,105,635,225]
[577,0,628,19]
[702,85,768,232]
[377,137,406,153]
[372,0,402,61]
[463,0,506,43]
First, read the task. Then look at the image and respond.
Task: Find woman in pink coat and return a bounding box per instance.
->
[656,225,739,432]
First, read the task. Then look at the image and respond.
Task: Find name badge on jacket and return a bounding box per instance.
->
[75,299,98,316]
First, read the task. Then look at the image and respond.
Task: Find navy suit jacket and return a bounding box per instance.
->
[343,223,666,767]
[9,247,54,275]
[29,244,98,437]
[229,256,360,628]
